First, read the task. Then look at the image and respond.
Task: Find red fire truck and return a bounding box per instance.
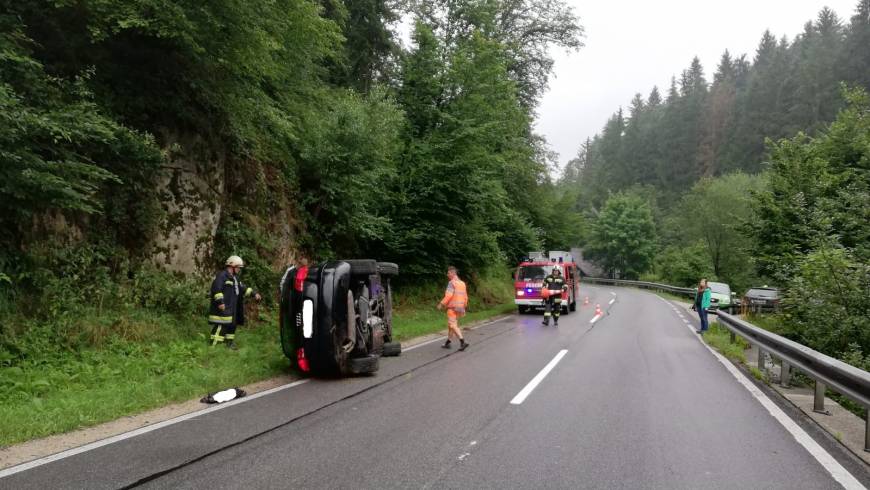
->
[513,251,580,314]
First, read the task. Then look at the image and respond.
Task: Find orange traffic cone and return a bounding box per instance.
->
[583,296,589,305]
[594,304,602,316]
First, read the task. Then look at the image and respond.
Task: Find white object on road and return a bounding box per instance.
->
[510,350,568,405]
[590,314,602,324]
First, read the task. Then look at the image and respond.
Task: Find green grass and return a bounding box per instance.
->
[0,277,515,448]
[0,313,288,448]
[702,322,749,363]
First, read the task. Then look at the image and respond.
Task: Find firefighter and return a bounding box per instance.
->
[437,266,469,351]
[541,267,567,326]
[209,255,261,350]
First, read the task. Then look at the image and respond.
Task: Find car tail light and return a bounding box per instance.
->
[297,348,310,372]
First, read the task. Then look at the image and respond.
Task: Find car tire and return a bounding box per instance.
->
[342,259,378,275]
[382,341,402,357]
[348,355,379,375]
[377,262,399,276]
[383,283,394,342]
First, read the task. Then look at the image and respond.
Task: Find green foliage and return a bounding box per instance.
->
[0,20,161,237]
[780,245,870,357]
[751,87,870,278]
[654,242,714,288]
[586,192,657,279]
[657,172,764,291]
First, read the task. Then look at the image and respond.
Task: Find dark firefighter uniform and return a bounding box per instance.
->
[209,270,256,346]
[542,270,567,326]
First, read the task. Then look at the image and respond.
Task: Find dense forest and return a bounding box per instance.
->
[1,0,584,288]
[565,3,870,369]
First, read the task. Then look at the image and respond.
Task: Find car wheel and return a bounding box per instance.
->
[377,262,399,276]
[382,341,402,357]
[383,282,394,342]
[342,259,378,275]
[348,355,379,375]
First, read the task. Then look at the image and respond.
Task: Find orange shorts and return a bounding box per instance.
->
[447,308,465,328]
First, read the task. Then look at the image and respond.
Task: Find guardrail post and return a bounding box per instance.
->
[865,416,870,453]
[780,361,791,388]
[757,347,765,372]
[813,381,829,415]
[729,331,736,344]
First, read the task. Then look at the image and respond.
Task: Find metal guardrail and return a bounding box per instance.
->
[584,277,870,452]
[582,277,696,297]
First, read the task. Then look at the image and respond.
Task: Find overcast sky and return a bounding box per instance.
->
[536,0,859,169]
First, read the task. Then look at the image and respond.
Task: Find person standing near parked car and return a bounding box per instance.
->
[692,278,711,334]
[209,255,261,350]
[438,266,469,351]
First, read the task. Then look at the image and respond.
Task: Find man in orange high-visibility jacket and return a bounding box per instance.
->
[437,266,469,351]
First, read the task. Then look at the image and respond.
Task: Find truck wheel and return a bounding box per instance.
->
[382,341,402,357]
[342,259,378,275]
[570,300,577,311]
[377,262,399,276]
[517,305,528,314]
[348,355,379,375]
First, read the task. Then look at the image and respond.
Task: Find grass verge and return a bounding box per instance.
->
[0,277,514,448]
[702,322,749,363]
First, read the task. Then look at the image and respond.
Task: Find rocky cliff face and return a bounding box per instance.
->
[151,134,226,275]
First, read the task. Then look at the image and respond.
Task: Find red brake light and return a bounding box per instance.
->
[297,348,310,372]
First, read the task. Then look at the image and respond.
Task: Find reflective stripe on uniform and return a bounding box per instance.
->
[214,292,224,300]
[245,288,253,297]
[209,315,233,324]
[211,326,224,345]
[225,334,235,340]
[225,281,234,286]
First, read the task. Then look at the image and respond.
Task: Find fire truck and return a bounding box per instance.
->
[513,251,580,314]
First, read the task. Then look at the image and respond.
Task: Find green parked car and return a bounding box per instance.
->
[707,281,736,311]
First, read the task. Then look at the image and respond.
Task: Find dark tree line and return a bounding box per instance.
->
[564,3,870,209]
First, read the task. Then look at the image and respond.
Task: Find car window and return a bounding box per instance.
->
[518,265,554,281]
[709,282,730,294]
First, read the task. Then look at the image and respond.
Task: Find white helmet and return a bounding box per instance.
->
[226,255,245,267]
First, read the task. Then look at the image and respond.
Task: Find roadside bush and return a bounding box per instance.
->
[129,266,205,317]
[783,246,870,360]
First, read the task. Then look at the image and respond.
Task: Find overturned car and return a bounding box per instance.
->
[279,260,401,376]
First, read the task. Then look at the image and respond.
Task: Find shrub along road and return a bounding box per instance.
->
[1,286,867,489]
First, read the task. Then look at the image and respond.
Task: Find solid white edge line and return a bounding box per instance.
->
[675,309,864,489]
[510,350,569,405]
[0,379,310,478]
[3,315,517,478]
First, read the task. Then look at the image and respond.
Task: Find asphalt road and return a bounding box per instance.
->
[2,286,868,489]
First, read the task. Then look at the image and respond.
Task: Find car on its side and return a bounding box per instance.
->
[279,259,401,377]
[743,286,781,311]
